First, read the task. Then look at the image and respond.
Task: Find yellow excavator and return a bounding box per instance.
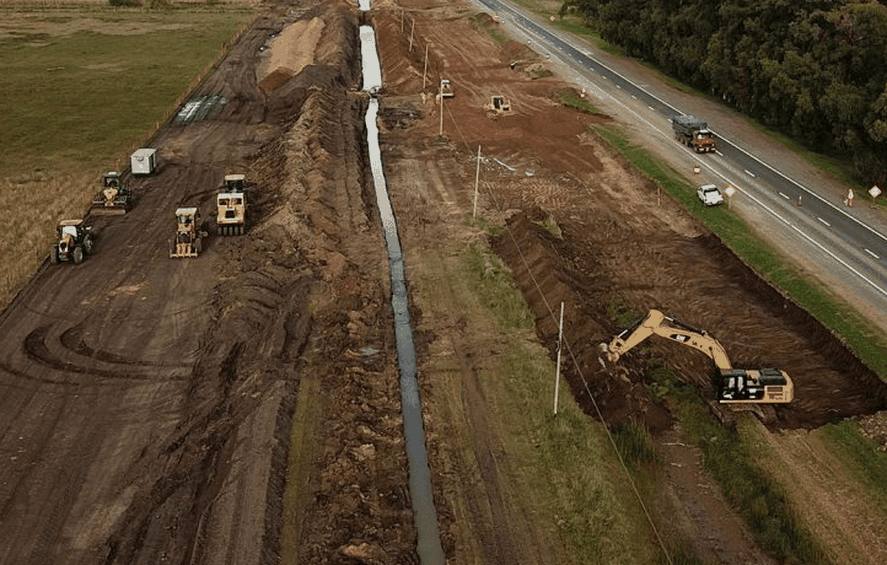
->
[602,310,793,409]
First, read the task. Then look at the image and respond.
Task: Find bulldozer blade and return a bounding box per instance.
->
[90,206,128,216]
[169,243,198,258]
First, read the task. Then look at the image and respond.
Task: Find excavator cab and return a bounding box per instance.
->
[720,368,792,403]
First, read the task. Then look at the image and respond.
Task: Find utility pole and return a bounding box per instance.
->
[439,80,444,137]
[554,302,564,415]
[422,43,429,90]
[473,146,481,218]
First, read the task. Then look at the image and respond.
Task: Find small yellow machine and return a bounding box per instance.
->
[91,171,133,215]
[169,208,204,258]
[216,174,247,236]
[484,95,511,116]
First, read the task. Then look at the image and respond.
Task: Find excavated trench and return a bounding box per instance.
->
[491,207,887,432]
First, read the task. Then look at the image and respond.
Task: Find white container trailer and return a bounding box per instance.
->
[130,148,157,175]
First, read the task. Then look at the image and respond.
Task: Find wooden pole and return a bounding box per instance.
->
[473,146,481,218]
[554,302,564,415]
[422,42,429,90]
[439,81,444,137]
[409,19,415,52]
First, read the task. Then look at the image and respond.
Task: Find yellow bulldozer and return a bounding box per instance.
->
[169,207,206,258]
[484,95,512,117]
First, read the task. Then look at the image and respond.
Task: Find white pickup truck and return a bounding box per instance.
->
[697,184,725,206]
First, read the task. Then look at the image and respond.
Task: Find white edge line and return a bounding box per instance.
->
[709,170,887,299]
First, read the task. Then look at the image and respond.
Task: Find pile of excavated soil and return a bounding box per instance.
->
[257,17,324,92]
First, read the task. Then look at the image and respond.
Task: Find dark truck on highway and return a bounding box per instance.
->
[672,115,716,153]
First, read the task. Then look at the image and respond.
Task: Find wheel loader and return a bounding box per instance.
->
[50,219,94,265]
[91,171,133,215]
[169,207,206,258]
[216,174,247,236]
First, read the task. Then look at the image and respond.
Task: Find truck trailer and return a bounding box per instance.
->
[671,115,716,153]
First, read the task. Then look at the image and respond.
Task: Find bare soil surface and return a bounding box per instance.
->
[2,1,887,565]
[0,2,415,563]
[374,1,887,563]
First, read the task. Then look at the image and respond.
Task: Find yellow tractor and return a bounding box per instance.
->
[50,219,94,265]
[216,174,247,236]
[169,207,206,258]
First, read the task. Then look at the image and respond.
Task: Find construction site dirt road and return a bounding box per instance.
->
[1,1,887,564]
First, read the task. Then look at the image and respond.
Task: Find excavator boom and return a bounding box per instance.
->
[602,309,793,405]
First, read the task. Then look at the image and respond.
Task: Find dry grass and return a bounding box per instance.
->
[0,172,95,303]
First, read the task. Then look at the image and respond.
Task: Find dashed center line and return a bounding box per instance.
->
[744,169,756,178]
[818,217,831,227]
[866,248,880,259]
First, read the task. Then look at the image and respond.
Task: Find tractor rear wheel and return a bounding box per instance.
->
[50,246,60,265]
[73,246,84,264]
[195,238,202,254]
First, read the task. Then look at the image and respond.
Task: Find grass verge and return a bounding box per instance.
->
[554,87,601,114]
[470,11,509,45]
[820,420,887,518]
[410,240,679,563]
[649,363,833,564]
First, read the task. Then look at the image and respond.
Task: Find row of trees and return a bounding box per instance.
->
[560,0,887,185]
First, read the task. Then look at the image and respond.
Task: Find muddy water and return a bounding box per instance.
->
[361,24,445,565]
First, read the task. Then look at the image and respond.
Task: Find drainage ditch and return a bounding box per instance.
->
[359,21,446,565]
